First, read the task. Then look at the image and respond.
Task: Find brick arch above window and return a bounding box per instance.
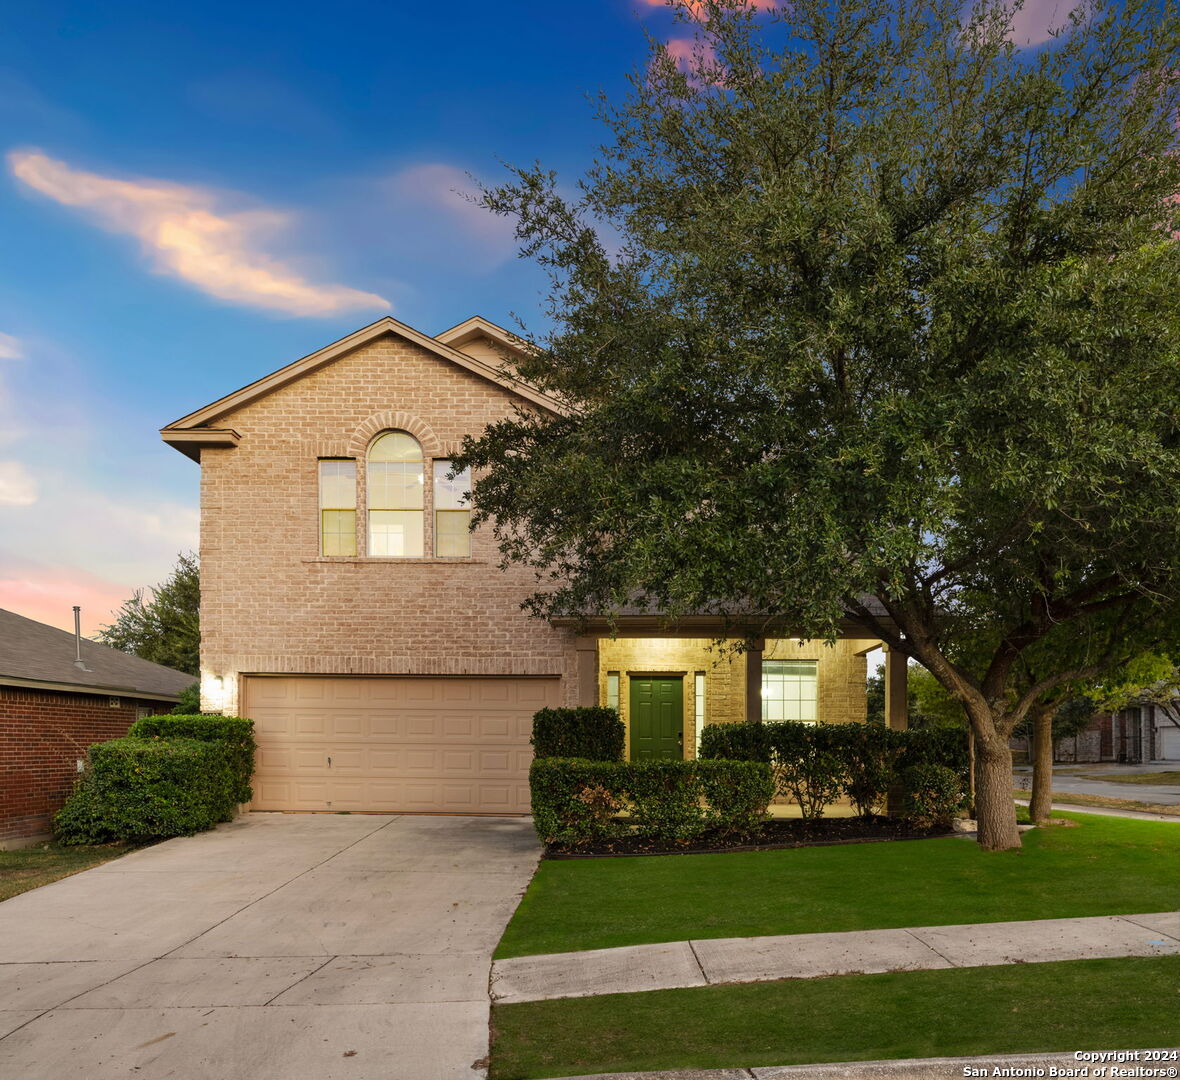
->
[347,411,444,459]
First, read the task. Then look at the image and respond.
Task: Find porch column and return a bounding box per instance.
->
[884,646,908,730]
[744,640,764,723]
[575,636,599,707]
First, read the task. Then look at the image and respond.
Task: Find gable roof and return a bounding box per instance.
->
[161,315,562,460]
[0,608,193,700]
[435,314,536,358]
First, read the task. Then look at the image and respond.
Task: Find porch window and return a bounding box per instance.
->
[319,459,357,556]
[762,660,818,722]
[606,671,620,712]
[694,671,706,750]
[433,460,471,557]
[368,431,424,557]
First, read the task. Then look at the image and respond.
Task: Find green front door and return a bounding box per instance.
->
[629,677,684,760]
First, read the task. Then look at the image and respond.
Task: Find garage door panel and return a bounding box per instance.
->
[245,676,560,813]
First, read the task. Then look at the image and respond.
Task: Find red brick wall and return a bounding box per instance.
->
[0,687,173,843]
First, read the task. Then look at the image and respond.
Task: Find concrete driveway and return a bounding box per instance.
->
[0,813,540,1079]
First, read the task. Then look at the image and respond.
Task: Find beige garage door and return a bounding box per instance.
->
[243,675,560,814]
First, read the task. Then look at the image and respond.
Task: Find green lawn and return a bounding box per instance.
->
[497,810,1180,958]
[490,956,1180,1080]
[0,841,136,902]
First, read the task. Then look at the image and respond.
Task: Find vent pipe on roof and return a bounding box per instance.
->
[73,606,91,671]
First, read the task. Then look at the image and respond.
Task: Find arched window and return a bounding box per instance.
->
[367,431,424,557]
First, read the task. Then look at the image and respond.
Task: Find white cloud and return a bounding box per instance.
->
[8,150,391,317]
[0,460,37,505]
[0,332,22,360]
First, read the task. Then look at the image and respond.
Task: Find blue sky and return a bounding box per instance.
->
[0,0,1068,633]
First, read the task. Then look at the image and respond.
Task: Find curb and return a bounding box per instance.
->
[538,1047,1180,1080]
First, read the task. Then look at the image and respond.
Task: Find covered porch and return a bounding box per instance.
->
[563,618,910,763]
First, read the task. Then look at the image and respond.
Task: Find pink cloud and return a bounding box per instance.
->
[8,150,390,317]
[0,564,136,636]
[639,0,777,14]
[1004,0,1080,47]
[665,37,720,75]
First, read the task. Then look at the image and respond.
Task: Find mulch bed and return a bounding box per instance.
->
[544,815,954,858]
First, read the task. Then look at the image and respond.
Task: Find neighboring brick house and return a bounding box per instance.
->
[161,315,904,816]
[1036,705,1180,764]
[0,608,192,847]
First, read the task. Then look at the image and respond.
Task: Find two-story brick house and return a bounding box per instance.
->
[162,315,903,816]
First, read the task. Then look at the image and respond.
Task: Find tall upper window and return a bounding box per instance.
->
[319,459,357,556]
[433,460,471,557]
[367,431,424,557]
[762,660,818,722]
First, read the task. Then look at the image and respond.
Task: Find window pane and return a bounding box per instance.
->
[368,431,422,462]
[369,461,424,510]
[433,461,470,510]
[319,460,356,509]
[321,510,357,556]
[369,510,424,557]
[694,672,706,748]
[606,672,620,711]
[435,510,471,557]
[761,660,818,723]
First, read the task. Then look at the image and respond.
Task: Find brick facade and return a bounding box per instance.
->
[0,687,171,846]
[190,323,881,787]
[198,334,579,715]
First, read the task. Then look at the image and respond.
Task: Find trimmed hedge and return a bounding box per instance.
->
[532,707,625,762]
[698,721,968,819]
[55,737,239,845]
[529,758,775,846]
[129,714,255,804]
[903,763,966,828]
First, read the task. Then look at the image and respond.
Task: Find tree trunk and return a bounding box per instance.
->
[1029,706,1055,825]
[974,736,1022,851]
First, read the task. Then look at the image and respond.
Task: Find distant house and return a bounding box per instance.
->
[0,608,193,848]
[1051,704,1180,765]
[1015,702,1180,765]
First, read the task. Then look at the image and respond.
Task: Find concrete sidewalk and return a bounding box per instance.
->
[491,911,1180,1003]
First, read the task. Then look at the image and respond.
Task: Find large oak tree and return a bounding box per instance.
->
[458,0,1180,849]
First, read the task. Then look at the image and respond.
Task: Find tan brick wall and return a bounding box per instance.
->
[197,332,578,714]
[595,637,876,759]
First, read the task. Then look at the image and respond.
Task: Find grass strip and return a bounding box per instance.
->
[1072,771,1180,786]
[497,810,1179,958]
[0,841,136,902]
[490,956,1180,1080]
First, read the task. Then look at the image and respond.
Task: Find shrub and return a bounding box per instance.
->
[696,759,776,838]
[171,682,200,714]
[698,721,771,761]
[55,737,238,845]
[625,760,707,841]
[528,758,774,846]
[766,722,845,820]
[531,707,625,761]
[902,763,965,828]
[129,714,256,804]
[529,759,628,846]
[896,727,970,778]
[832,724,899,817]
